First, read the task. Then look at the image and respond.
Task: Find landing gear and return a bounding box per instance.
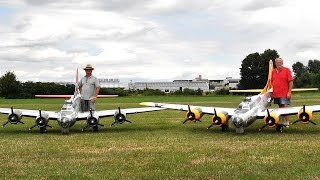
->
[236,127,244,134]
[222,124,229,132]
[39,127,46,134]
[61,127,70,134]
[276,124,284,133]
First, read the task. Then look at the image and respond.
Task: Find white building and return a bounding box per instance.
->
[128,81,209,92]
[209,77,240,90]
[128,75,240,92]
[99,78,124,88]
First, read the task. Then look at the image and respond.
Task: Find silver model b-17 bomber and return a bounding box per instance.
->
[0,71,165,134]
[140,60,320,133]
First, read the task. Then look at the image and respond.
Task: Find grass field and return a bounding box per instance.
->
[1,93,320,179]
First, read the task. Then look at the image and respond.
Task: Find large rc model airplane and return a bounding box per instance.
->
[0,70,165,134]
[140,60,320,133]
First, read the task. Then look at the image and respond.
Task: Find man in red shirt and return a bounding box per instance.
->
[271,58,293,127]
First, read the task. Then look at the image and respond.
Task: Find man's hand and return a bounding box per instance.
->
[90,96,97,103]
[287,92,292,99]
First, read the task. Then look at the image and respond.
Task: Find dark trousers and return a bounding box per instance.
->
[81,100,95,112]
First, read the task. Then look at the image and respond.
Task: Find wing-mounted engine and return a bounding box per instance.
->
[82,109,104,131]
[259,109,283,132]
[111,107,132,126]
[183,105,203,123]
[2,107,24,127]
[207,109,230,131]
[29,110,52,133]
[292,105,316,125]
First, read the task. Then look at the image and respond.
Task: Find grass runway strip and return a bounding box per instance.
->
[1,93,320,179]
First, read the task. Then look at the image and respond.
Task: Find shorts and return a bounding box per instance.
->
[81,100,96,112]
[273,98,291,105]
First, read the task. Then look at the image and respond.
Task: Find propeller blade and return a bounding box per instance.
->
[118,107,121,114]
[214,108,217,116]
[11,107,13,114]
[183,118,189,124]
[39,110,42,117]
[267,109,270,117]
[90,109,93,117]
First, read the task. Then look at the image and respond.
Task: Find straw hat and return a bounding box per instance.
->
[83,64,94,70]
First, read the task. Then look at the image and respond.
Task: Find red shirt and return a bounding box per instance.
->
[271,67,293,98]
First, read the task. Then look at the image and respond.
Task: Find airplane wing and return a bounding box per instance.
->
[0,108,59,119]
[35,95,118,98]
[256,105,320,118]
[230,88,319,93]
[76,106,167,119]
[139,102,236,116]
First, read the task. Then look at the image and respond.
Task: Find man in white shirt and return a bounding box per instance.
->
[78,64,100,112]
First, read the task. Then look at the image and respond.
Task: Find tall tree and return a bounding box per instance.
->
[0,71,22,98]
[307,60,320,74]
[238,49,279,89]
[292,61,306,78]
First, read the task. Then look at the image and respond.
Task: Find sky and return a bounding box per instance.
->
[0,0,320,83]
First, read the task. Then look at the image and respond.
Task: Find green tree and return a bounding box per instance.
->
[292,61,306,78]
[307,60,320,74]
[238,49,279,89]
[0,71,22,98]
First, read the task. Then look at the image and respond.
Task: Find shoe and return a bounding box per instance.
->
[282,121,290,127]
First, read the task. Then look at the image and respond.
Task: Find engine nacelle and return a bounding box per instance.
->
[185,107,203,121]
[263,112,280,128]
[114,110,127,124]
[86,112,100,126]
[297,107,313,124]
[8,110,22,124]
[35,112,49,128]
[212,111,229,126]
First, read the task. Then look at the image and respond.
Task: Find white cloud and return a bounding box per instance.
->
[0,0,320,83]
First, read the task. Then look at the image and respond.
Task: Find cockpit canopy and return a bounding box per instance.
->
[61,101,74,112]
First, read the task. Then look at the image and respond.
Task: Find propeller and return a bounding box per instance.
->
[292,105,316,125]
[259,109,273,131]
[29,110,52,133]
[111,107,132,126]
[259,109,284,133]
[183,105,199,124]
[207,108,220,129]
[3,107,24,127]
[82,109,104,131]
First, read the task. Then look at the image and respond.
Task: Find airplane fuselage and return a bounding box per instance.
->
[56,94,82,131]
[231,92,272,132]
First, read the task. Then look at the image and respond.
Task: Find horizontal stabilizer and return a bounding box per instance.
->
[35,95,118,98]
[230,88,318,93]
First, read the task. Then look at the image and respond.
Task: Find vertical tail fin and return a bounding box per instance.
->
[76,68,79,83]
[75,68,81,95]
[260,60,273,94]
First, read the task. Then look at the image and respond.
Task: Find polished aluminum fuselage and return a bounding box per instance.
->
[231,92,272,128]
[57,94,82,128]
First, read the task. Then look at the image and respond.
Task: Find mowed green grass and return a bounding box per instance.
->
[1,94,320,179]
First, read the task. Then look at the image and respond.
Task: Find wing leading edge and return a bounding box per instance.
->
[0,108,59,119]
[139,102,236,116]
[76,106,167,119]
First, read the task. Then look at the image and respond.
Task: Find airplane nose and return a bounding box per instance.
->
[61,117,70,128]
[233,117,243,128]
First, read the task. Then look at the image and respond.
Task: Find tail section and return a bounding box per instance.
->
[76,68,79,84]
[260,60,273,94]
[74,68,81,96]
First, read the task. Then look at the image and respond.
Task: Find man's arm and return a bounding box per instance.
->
[90,87,100,103]
[287,80,293,98]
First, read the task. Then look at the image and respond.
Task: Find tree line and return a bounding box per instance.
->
[0,71,204,98]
